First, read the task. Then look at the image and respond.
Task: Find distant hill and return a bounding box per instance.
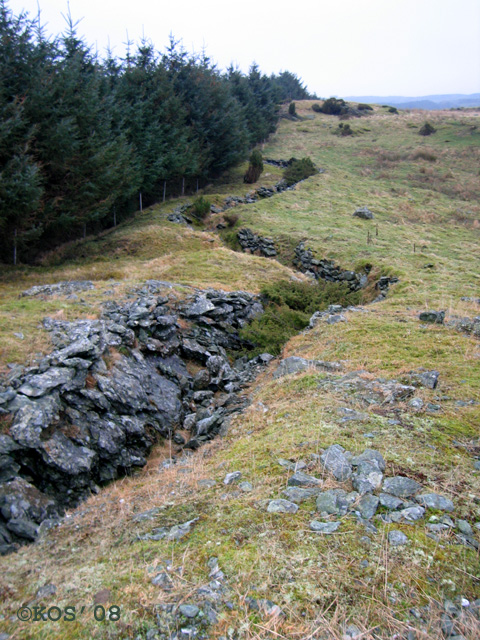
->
[345,93,480,110]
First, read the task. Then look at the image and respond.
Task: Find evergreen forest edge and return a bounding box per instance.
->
[0,0,314,264]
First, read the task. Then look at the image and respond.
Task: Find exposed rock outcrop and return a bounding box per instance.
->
[0,283,271,553]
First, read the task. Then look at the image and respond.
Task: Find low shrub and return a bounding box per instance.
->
[357,103,373,111]
[223,213,239,228]
[244,149,264,184]
[288,102,296,116]
[412,149,437,162]
[419,122,437,136]
[239,279,361,356]
[335,123,353,136]
[312,103,322,112]
[190,196,211,219]
[320,97,347,115]
[388,106,399,114]
[283,157,317,186]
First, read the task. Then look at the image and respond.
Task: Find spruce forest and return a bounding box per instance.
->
[0,1,311,264]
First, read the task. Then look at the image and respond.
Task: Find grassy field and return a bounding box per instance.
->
[0,102,479,639]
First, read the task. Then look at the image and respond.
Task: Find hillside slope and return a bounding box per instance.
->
[0,102,479,640]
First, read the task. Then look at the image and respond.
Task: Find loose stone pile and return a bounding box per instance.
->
[0,283,274,554]
[263,442,478,552]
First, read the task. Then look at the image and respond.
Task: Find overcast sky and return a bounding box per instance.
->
[8,0,480,97]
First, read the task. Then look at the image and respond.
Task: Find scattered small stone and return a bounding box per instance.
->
[36,584,57,599]
[198,479,216,488]
[238,481,253,492]
[277,458,307,471]
[388,530,408,546]
[409,397,424,411]
[178,604,200,618]
[310,520,341,534]
[267,499,298,514]
[151,572,173,589]
[353,206,374,220]
[456,519,473,535]
[224,471,242,485]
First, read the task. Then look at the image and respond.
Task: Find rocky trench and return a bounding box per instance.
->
[0,281,276,554]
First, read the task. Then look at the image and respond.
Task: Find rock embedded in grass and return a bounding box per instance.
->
[419,310,445,324]
[382,476,422,498]
[353,206,374,220]
[310,520,341,534]
[388,530,408,546]
[267,499,299,514]
[223,471,242,485]
[416,493,454,512]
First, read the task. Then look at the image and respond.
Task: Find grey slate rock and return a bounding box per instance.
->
[379,493,405,510]
[10,394,61,448]
[224,471,242,485]
[310,520,341,534]
[456,519,473,535]
[277,458,307,472]
[282,487,321,503]
[267,499,299,514]
[353,206,374,220]
[416,370,440,389]
[320,444,352,481]
[416,493,454,512]
[273,356,341,379]
[287,471,322,487]
[356,494,379,520]
[390,506,425,523]
[316,489,352,516]
[419,310,445,324]
[179,604,200,618]
[6,517,39,541]
[388,530,408,546]
[382,476,422,498]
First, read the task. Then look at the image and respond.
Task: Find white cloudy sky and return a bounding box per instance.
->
[8,0,480,97]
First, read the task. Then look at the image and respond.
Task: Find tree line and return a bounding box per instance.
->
[0,1,314,264]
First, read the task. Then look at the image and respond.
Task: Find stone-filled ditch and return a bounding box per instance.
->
[0,282,276,554]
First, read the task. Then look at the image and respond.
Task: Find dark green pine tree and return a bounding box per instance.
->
[117,39,198,203]
[35,16,139,244]
[170,51,249,179]
[0,1,43,263]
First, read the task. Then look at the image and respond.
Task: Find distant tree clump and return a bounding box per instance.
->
[270,70,316,101]
[419,122,437,136]
[320,97,348,115]
[283,157,317,186]
[243,149,264,183]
